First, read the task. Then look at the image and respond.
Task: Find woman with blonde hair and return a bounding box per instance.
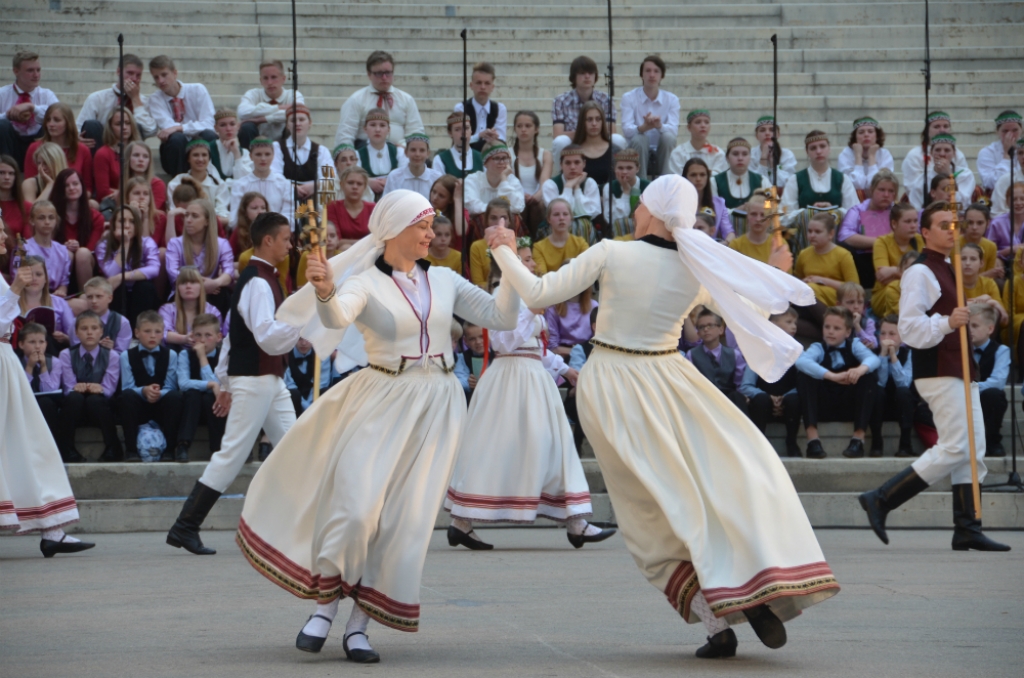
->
[92,108,141,202]
[158,265,225,346]
[164,198,235,312]
[23,142,68,203]
[24,103,93,196]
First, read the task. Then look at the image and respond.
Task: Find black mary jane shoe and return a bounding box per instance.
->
[295,614,332,653]
[743,604,786,649]
[695,628,737,659]
[343,631,381,664]
[447,525,494,550]
[567,524,617,549]
[40,535,96,558]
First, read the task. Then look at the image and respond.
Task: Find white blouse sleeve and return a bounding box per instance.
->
[897,264,951,350]
[315,275,371,330]
[491,240,607,308]
[487,303,537,353]
[451,269,520,331]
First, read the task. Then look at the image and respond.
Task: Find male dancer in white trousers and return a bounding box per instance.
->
[166,213,301,554]
[859,201,1009,552]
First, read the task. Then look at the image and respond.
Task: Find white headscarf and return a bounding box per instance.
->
[277,189,435,355]
[641,175,815,382]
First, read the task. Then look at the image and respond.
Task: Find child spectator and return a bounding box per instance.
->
[51,168,104,291]
[14,255,76,350]
[357,108,408,196]
[13,200,69,296]
[739,306,802,457]
[124,175,162,243]
[382,133,442,199]
[464,143,525,216]
[120,310,184,462]
[907,134,975,209]
[667,109,727,176]
[693,213,718,239]
[686,309,749,414]
[574,101,620,188]
[154,177,203,248]
[711,138,764,211]
[167,140,230,219]
[508,111,551,232]
[838,117,895,193]
[876,251,920,320]
[621,55,679,178]
[325,166,374,246]
[331,143,375,203]
[19,322,77,462]
[602,148,650,239]
[430,174,468,250]
[229,138,292,231]
[749,115,797,188]
[81,276,131,353]
[22,142,67,204]
[795,213,859,306]
[237,60,305,150]
[962,203,1001,280]
[838,169,901,288]
[728,192,772,264]
[284,337,335,415]
[436,111,482,177]
[901,111,969,205]
[454,321,493,401]
[454,62,507,151]
[870,202,922,317]
[77,53,157,146]
[546,285,597,359]
[976,110,1022,193]
[533,199,588,274]
[0,155,31,246]
[871,315,915,458]
[795,306,880,459]
[960,243,1005,323]
[989,182,1024,261]
[990,141,1024,215]
[542,145,601,244]
[125,141,168,212]
[781,131,859,228]
[683,158,733,242]
[0,51,59,169]
[165,199,235,311]
[93,205,161,324]
[229,191,268,257]
[425,215,461,273]
[146,55,218,177]
[837,282,877,350]
[551,56,623,162]
[175,313,227,461]
[272,104,332,203]
[469,198,516,287]
[335,51,425,147]
[160,265,225,348]
[91,107,140,203]
[1003,247,1024,365]
[969,305,1009,458]
[24,103,93,196]
[211,109,252,181]
[59,311,122,462]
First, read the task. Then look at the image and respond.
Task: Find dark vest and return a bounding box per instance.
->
[127,346,171,387]
[975,341,999,383]
[756,364,798,396]
[187,346,220,381]
[358,142,399,178]
[463,100,499,152]
[24,355,54,393]
[714,171,763,210]
[69,346,110,384]
[282,141,322,183]
[228,259,287,378]
[436,148,483,177]
[610,178,651,199]
[795,168,844,209]
[690,344,738,393]
[819,338,860,372]
[288,350,316,397]
[102,311,124,346]
[910,249,978,381]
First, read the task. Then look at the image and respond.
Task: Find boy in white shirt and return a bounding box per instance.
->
[237,60,304,150]
[749,115,797,188]
[542,145,601,244]
[382,133,443,199]
[230,138,293,230]
[435,111,482,177]
[335,50,425,148]
[212,109,253,182]
[356,108,408,195]
[620,55,679,179]
[78,53,157,148]
[0,50,60,169]
[667,109,728,176]
[453,62,507,152]
[270,104,333,202]
[146,55,217,177]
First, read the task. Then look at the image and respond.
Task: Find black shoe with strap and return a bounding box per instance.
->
[858,466,928,545]
[567,523,617,549]
[950,484,1011,552]
[447,524,494,550]
[805,439,826,459]
[695,628,737,659]
[743,604,786,649]
[166,480,221,555]
[295,614,332,653]
[343,632,380,663]
[842,438,865,459]
[40,534,96,558]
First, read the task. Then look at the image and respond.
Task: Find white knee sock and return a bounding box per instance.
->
[344,603,373,651]
[691,590,730,636]
[40,528,80,543]
[301,598,338,638]
[567,517,603,536]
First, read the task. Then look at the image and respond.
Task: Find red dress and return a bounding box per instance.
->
[24,140,94,196]
[56,208,106,250]
[326,200,375,240]
[150,176,167,212]
[0,200,33,239]
[92,145,120,201]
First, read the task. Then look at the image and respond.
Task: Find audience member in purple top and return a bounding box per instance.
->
[12,200,69,294]
[837,281,877,350]
[13,255,75,348]
[683,158,734,242]
[93,205,162,324]
[20,323,64,392]
[164,198,235,312]
[159,265,225,347]
[995,183,1024,259]
[545,288,598,358]
[838,169,900,289]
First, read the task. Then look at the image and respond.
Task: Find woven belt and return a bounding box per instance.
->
[494,352,542,361]
[590,339,678,356]
[368,354,455,376]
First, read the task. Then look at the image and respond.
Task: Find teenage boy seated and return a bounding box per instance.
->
[667,109,727,176]
[175,313,227,462]
[211,109,253,181]
[620,55,679,179]
[229,138,293,229]
[454,62,507,152]
[781,130,859,228]
[541,145,602,244]
[382,133,443,200]
[237,59,305,150]
[82,276,131,352]
[19,322,79,462]
[285,337,336,416]
[356,108,408,195]
[739,306,803,457]
[59,311,123,462]
[550,56,625,161]
[270,104,333,201]
[78,52,157,147]
[795,306,881,459]
[602,148,650,240]
[711,138,764,211]
[436,111,483,177]
[120,310,185,462]
[872,314,916,458]
[969,304,1010,458]
[335,50,425,147]
[146,55,218,177]
[0,51,59,169]
[686,309,749,414]
[454,321,494,402]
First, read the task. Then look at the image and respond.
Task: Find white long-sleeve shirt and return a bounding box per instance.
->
[667,140,728,176]
[780,166,859,226]
[906,163,976,210]
[454,98,508,145]
[215,139,253,180]
[270,137,334,179]
[146,81,215,136]
[0,84,59,136]
[167,172,230,218]
[542,177,601,219]
[901,146,970,204]
[749,145,797,187]
[620,87,680,151]
[229,172,294,229]
[976,140,1022,192]
[837,146,895,192]
[488,300,569,381]
[335,85,424,147]
[897,261,954,352]
[464,171,526,215]
[237,87,304,142]
[78,85,157,137]
[382,164,443,200]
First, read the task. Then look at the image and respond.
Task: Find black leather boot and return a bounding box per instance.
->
[858,466,928,545]
[166,481,221,555]
[951,484,1011,552]
[695,628,737,658]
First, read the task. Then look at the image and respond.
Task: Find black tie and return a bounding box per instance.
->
[31,364,41,392]
[706,350,719,368]
[83,353,94,381]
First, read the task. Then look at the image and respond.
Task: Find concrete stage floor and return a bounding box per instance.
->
[2,528,1021,678]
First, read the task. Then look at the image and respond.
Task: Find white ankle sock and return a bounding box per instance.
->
[40,528,79,543]
[452,517,473,533]
[345,604,373,651]
[691,590,730,636]
[567,517,602,536]
[301,599,338,638]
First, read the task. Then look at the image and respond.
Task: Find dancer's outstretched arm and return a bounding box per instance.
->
[490,240,607,309]
[450,269,520,331]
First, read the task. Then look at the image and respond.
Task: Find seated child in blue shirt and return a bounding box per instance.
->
[175,313,227,461]
[871,314,916,458]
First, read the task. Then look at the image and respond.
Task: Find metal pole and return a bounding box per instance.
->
[117,33,127,319]
[922,0,931,205]
[290,0,299,213]
[460,28,469,278]
[605,0,614,228]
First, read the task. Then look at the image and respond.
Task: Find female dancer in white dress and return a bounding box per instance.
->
[444,263,615,549]
[235,190,519,663]
[0,216,94,557]
[486,175,840,658]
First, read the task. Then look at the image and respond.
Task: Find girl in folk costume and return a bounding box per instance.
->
[445,254,615,549]
[794,212,859,307]
[977,110,1022,193]
[159,265,225,347]
[0,219,95,557]
[237,190,519,662]
[512,110,552,233]
[711,138,764,211]
[332,144,375,203]
[750,115,797,188]
[486,174,839,659]
[357,108,408,196]
[838,117,895,193]
[901,111,969,204]
[907,134,975,210]
[167,140,230,220]
[271,104,333,203]
[870,203,923,318]
[683,157,733,241]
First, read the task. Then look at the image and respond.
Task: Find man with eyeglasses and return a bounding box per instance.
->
[335,51,425,150]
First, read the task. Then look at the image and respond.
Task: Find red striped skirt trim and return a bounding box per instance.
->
[0,496,77,520]
[702,562,840,616]
[446,488,592,510]
[664,561,700,620]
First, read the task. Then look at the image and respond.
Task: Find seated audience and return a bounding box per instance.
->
[285,337,336,415]
[332,143,375,202]
[739,306,802,457]
[383,133,443,199]
[0,51,59,169]
[14,200,69,296]
[550,56,624,163]
[271,104,332,203]
[574,101,620,188]
[990,139,1024,215]
[229,138,291,231]
[541,145,601,244]
[795,212,859,306]
[123,175,164,246]
[24,103,93,195]
[901,111,969,205]
[93,205,161,325]
[620,55,679,178]
[125,140,168,212]
[146,55,218,177]
[988,182,1024,260]
[464,143,524,216]
[78,53,157,147]
[907,134,975,209]
[961,203,1000,280]
[511,110,551,231]
[969,305,1009,458]
[210,109,252,181]
[837,281,877,350]
[165,199,235,311]
[838,169,901,287]
[14,255,76,351]
[326,166,374,244]
[160,265,225,347]
[59,311,122,461]
[545,284,597,359]
[237,59,305,150]
[871,315,915,458]
[430,174,468,252]
[454,62,507,151]
[667,109,727,176]
[602,148,649,240]
[781,131,859,235]
[425,215,461,273]
[686,309,749,414]
[175,313,227,460]
[870,202,922,317]
[335,50,425,147]
[469,198,517,287]
[534,198,589,274]
[711,138,764,211]
[22,142,67,203]
[297,221,343,288]
[19,322,77,460]
[167,140,230,219]
[976,110,1022,194]
[683,158,733,241]
[837,117,894,193]
[749,115,797,188]
[875,251,920,320]
[0,155,31,252]
[960,243,1006,326]
[436,111,482,177]
[728,192,773,264]
[357,108,408,196]
[91,107,141,204]
[53,169,106,294]
[454,321,493,401]
[81,276,131,353]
